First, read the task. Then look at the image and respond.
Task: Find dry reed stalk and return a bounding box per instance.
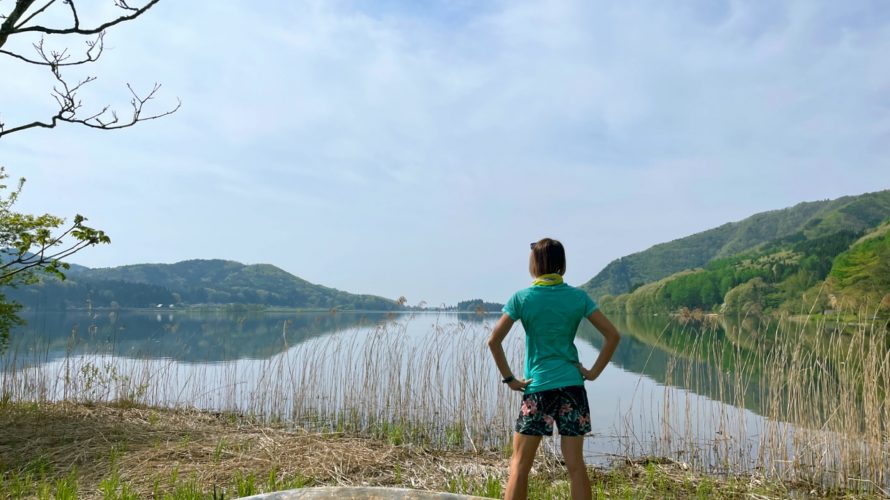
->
[614,309,889,493]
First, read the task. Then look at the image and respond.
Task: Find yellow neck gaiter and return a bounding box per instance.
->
[532,273,564,286]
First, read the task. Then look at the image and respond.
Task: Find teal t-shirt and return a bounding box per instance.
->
[502,283,598,394]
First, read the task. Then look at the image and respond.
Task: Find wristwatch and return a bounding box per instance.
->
[502,375,515,384]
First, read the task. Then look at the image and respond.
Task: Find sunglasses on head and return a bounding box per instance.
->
[530,242,536,250]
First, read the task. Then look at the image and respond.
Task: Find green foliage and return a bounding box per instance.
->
[582,189,890,299]
[828,221,890,308]
[597,293,629,315]
[603,228,865,315]
[0,167,110,343]
[445,473,503,498]
[444,424,464,447]
[53,469,79,500]
[455,299,503,313]
[722,278,775,316]
[99,468,138,500]
[622,271,692,315]
[234,470,257,497]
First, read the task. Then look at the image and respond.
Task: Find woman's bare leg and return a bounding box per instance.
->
[560,435,591,500]
[505,432,541,500]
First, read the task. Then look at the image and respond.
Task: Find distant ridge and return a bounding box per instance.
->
[582,189,890,300]
[9,259,401,311]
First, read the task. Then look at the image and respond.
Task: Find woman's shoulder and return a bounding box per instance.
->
[510,286,536,299]
[564,284,589,295]
[504,286,535,304]
[566,284,597,304]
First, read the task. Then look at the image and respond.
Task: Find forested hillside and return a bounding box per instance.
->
[582,189,890,300]
[7,259,401,311]
[589,190,890,317]
[825,221,890,309]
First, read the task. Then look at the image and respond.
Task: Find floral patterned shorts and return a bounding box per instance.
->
[515,385,591,436]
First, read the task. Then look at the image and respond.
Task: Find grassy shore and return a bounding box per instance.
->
[0,402,874,500]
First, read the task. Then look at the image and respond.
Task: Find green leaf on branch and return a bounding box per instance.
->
[0,167,111,343]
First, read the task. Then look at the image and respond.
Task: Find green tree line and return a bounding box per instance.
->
[601,230,864,315]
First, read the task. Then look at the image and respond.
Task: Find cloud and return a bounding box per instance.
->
[1,0,889,304]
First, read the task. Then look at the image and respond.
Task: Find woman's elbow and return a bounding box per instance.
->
[486,336,501,350]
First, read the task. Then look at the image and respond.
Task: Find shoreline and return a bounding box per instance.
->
[0,401,869,499]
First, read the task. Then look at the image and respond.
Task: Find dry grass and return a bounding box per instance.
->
[0,402,839,499]
[0,401,508,498]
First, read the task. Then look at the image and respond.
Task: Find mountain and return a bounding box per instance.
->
[582,189,890,300]
[8,259,401,311]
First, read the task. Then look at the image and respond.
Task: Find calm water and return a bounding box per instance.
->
[0,310,763,462]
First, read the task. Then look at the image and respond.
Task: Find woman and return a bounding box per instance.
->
[487,238,621,500]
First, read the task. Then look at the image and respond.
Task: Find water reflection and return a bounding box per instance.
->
[8,310,779,418]
[7,310,404,363]
[8,309,845,424]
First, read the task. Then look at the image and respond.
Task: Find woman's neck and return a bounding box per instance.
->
[532,273,563,286]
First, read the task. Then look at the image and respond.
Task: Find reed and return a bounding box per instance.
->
[618,309,890,493]
[1,314,523,453]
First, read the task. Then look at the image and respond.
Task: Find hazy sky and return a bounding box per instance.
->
[2,0,889,306]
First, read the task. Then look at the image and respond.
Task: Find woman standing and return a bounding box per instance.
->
[487,238,621,500]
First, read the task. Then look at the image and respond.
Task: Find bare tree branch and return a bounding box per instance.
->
[0,0,36,47]
[113,0,138,12]
[64,0,79,29]
[0,0,179,138]
[0,79,180,137]
[12,0,54,30]
[0,31,103,66]
[10,0,159,37]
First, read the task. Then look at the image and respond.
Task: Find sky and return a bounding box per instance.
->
[1,0,889,306]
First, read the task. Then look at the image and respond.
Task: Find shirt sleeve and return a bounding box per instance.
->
[584,293,598,317]
[502,291,522,320]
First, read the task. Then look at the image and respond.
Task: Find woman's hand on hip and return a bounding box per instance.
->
[575,363,597,381]
[508,378,532,392]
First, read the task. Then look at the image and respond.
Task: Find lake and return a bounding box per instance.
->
[2,308,886,487]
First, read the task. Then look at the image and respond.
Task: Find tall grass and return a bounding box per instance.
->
[619,309,890,492]
[0,315,523,452]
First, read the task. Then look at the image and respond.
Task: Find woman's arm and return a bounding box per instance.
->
[578,310,621,382]
[487,313,531,391]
